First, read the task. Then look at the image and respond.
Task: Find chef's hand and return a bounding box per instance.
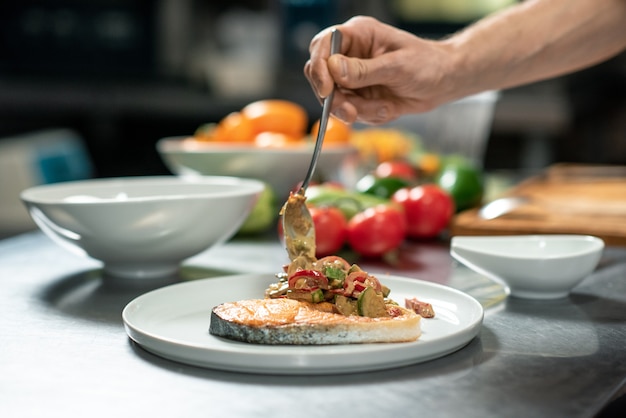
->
[305,2,626,126]
[304,16,457,125]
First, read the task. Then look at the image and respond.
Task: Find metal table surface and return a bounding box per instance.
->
[1,231,625,418]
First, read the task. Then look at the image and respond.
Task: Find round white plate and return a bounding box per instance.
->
[122,274,484,375]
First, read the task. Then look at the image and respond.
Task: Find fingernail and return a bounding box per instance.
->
[334,108,348,123]
[377,106,388,121]
[338,57,348,78]
[313,77,323,97]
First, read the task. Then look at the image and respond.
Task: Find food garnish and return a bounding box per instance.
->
[266,255,400,318]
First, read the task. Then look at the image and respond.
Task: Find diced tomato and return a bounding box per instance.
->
[315,256,351,272]
[387,306,404,317]
[343,271,382,297]
[288,269,329,291]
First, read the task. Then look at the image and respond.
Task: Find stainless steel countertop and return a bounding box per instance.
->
[1,231,625,418]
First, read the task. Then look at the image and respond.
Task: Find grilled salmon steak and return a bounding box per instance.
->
[210,298,421,345]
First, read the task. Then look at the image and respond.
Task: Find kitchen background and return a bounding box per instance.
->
[1,0,624,238]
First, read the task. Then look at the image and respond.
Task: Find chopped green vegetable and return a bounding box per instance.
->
[334,295,358,316]
[357,287,389,318]
[323,266,346,287]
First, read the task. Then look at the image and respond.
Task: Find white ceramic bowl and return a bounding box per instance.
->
[21,176,264,279]
[450,235,604,299]
[156,137,359,199]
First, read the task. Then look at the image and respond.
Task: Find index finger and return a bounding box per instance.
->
[306,26,342,99]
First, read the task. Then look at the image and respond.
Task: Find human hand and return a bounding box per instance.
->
[304,16,458,125]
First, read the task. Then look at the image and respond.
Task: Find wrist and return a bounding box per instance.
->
[435,37,478,102]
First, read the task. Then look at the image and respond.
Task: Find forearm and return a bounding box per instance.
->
[444,0,626,96]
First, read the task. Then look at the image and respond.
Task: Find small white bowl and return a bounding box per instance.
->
[157,136,359,199]
[21,176,264,279]
[450,235,604,299]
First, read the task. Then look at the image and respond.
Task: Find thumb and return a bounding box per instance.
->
[328,54,391,90]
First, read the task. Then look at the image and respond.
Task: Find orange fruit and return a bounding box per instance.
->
[254,131,303,148]
[212,112,255,143]
[311,115,351,146]
[241,100,308,138]
[349,128,414,162]
[417,153,441,176]
[193,123,216,142]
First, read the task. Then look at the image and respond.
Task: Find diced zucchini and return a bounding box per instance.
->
[357,287,389,318]
[287,289,325,303]
[324,266,346,281]
[324,266,346,288]
[311,289,325,303]
[348,264,362,274]
[334,294,358,316]
[381,284,391,298]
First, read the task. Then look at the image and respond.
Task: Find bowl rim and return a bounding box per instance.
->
[156,136,358,155]
[450,234,605,260]
[20,175,265,205]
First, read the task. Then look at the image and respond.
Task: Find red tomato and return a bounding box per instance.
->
[309,206,348,258]
[391,184,455,239]
[343,271,383,297]
[374,161,418,182]
[346,205,407,258]
[288,269,329,291]
[316,255,351,272]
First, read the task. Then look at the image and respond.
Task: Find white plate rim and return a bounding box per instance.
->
[122,273,484,375]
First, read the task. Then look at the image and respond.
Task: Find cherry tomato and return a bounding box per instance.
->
[315,255,351,273]
[288,269,329,291]
[309,206,348,258]
[346,205,407,258]
[391,184,455,239]
[343,271,382,297]
[374,160,418,182]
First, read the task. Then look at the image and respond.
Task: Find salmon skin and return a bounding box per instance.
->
[209,298,421,345]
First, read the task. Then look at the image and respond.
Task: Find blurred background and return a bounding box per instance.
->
[1,0,625,238]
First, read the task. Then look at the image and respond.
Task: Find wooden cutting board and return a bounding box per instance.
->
[451,164,626,246]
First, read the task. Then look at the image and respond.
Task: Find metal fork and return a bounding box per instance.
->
[281,28,342,262]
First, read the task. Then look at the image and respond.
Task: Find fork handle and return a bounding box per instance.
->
[301,28,343,191]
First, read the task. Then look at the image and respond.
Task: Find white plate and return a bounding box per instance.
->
[122,274,484,375]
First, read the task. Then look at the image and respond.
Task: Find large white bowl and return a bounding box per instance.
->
[156,137,359,199]
[450,235,604,299]
[21,176,264,279]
